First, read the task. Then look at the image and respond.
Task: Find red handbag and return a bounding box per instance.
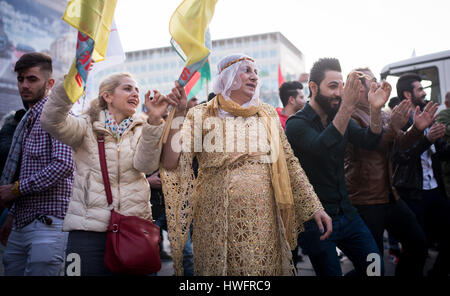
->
[97,135,162,275]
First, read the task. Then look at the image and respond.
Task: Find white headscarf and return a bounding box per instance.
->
[212,53,261,117]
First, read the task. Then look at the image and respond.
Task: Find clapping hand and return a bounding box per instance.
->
[342,71,363,109]
[368,80,392,110]
[426,122,445,143]
[389,99,413,131]
[413,101,439,131]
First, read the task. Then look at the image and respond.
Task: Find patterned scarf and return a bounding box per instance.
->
[0,109,31,185]
[105,110,133,141]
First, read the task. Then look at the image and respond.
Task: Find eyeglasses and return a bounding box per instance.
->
[355,71,373,80]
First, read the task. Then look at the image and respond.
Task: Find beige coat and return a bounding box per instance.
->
[41,80,164,232]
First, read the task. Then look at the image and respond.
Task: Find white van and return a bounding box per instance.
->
[380,50,450,109]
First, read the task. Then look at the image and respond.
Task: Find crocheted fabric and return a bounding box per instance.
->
[160,101,323,276]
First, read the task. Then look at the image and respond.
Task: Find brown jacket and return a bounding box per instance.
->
[344,103,422,205]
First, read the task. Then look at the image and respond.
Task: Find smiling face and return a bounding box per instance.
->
[311,70,343,119]
[410,80,427,107]
[229,62,259,104]
[103,76,140,122]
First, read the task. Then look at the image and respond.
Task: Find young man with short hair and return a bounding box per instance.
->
[0,52,74,276]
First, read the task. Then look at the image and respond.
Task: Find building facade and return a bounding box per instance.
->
[90,32,305,112]
[0,0,75,122]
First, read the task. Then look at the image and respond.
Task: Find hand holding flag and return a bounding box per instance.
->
[159,0,218,146]
[62,0,117,103]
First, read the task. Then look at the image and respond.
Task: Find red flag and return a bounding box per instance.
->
[278,64,285,87]
[184,71,201,96]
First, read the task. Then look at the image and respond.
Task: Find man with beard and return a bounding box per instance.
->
[0,52,74,275]
[392,73,450,276]
[345,68,439,276]
[285,58,390,276]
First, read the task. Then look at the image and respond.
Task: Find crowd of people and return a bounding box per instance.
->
[0,51,449,277]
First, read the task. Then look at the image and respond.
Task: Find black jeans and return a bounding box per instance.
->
[403,188,450,276]
[64,230,115,276]
[356,199,427,276]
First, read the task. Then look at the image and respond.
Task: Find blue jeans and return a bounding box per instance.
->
[3,216,68,276]
[299,214,384,276]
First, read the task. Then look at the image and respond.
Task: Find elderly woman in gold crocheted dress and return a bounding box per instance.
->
[160,53,332,276]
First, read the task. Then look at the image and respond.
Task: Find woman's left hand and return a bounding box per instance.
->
[145,89,169,125]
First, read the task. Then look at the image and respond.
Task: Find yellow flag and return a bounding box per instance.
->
[169,0,217,85]
[160,0,217,147]
[62,0,117,103]
[63,0,117,61]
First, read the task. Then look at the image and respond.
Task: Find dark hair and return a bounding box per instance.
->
[14,52,53,78]
[207,92,216,102]
[445,91,450,101]
[388,96,401,110]
[353,67,372,86]
[396,73,421,101]
[309,58,341,94]
[279,81,303,107]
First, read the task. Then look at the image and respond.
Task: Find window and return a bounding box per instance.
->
[383,66,440,105]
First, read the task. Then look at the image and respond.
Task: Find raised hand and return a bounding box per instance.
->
[341,71,362,110]
[389,99,413,131]
[167,81,188,116]
[368,80,392,110]
[426,122,445,143]
[413,101,439,131]
[145,90,170,125]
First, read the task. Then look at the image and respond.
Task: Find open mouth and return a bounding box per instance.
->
[246,83,256,89]
[127,99,138,107]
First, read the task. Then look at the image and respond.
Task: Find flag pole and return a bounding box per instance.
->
[206,76,209,99]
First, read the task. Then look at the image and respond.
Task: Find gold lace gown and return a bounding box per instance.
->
[160,100,323,276]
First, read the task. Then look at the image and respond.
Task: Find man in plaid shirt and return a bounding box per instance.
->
[0,53,74,276]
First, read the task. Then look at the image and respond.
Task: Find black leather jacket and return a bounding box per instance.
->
[392,132,450,200]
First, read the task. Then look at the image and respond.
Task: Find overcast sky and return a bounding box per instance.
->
[114,0,450,79]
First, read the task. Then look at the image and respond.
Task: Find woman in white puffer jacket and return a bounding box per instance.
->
[41,72,184,275]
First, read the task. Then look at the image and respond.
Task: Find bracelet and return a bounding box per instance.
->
[11,180,21,197]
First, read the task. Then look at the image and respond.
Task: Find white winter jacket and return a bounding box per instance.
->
[41,80,164,232]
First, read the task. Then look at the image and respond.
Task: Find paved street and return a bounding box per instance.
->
[0,229,438,276]
[156,230,438,276]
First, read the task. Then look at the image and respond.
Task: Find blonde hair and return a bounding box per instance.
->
[97,72,135,109]
[86,72,136,119]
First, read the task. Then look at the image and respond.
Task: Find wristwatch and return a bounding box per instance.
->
[11,180,21,196]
